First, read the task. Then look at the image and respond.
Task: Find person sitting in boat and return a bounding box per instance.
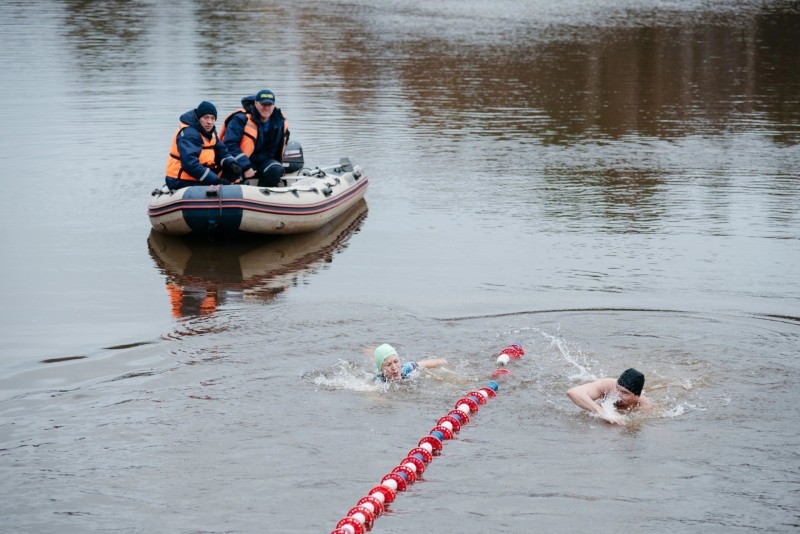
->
[219,89,289,187]
[165,101,243,190]
[374,343,447,383]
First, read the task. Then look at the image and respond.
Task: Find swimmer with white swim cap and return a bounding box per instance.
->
[374,343,447,383]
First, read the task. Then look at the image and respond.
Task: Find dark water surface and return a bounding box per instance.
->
[1,1,799,533]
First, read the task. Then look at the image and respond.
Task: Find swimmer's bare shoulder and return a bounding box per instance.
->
[637,394,654,411]
[567,377,617,400]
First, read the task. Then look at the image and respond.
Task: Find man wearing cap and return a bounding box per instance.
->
[373,343,447,383]
[165,101,242,190]
[219,89,289,187]
[566,368,651,425]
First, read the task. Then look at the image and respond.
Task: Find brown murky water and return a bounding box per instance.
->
[1,1,799,532]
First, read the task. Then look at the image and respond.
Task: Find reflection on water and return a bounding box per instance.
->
[60,0,155,72]
[147,200,368,318]
[25,1,798,142]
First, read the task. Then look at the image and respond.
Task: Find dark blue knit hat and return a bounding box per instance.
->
[195,101,217,118]
[617,368,645,396]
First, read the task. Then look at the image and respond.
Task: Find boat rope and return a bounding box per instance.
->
[260,185,334,197]
[151,187,176,197]
[329,344,525,534]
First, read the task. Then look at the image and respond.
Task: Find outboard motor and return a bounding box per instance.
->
[282,140,304,173]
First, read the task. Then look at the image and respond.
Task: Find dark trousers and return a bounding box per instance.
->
[256,159,284,187]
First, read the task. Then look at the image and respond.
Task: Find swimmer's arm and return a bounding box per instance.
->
[566,381,607,416]
[417,358,447,369]
[567,378,624,424]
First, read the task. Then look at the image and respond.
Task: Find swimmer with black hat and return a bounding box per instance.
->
[566,368,651,425]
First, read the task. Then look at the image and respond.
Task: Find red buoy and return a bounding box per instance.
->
[437,415,462,433]
[347,505,375,530]
[357,495,384,517]
[466,391,487,404]
[369,485,396,504]
[447,409,470,425]
[500,344,524,358]
[392,464,417,484]
[430,425,454,440]
[491,368,513,379]
[455,396,479,413]
[479,386,497,398]
[401,455,427,475]
[408,446,434,464]
[418,435,443,455]
[335,516,365,534]
[381,472,408,492]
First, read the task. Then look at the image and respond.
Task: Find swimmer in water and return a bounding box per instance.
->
[566,368,651,425]
[374,343,447,383]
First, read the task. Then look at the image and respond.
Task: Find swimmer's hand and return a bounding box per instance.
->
[603,414,626,426]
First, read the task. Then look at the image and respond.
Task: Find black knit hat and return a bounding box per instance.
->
[195,101,217,119]
[617,368,645,396]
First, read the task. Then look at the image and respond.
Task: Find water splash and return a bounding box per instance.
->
[304,359,378,392]
[541,330,598,381]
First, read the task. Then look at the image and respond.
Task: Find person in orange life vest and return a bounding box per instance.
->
[219,89,289,187]
[165,101,243,190]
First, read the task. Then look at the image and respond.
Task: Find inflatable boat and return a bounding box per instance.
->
[148,142,368,237]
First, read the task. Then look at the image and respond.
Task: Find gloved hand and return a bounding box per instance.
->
[228,163,243,179]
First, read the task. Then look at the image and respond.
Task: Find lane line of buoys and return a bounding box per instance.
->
[329,344,525,534]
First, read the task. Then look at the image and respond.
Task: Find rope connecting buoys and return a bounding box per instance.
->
[330,345,524,534]
[329,381,498,534]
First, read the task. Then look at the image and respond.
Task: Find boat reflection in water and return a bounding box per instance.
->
[147,199,368,318]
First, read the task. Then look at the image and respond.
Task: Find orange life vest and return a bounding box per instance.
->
[165,123,220,181]
[166,283,218,318]
[219,108,258,157]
